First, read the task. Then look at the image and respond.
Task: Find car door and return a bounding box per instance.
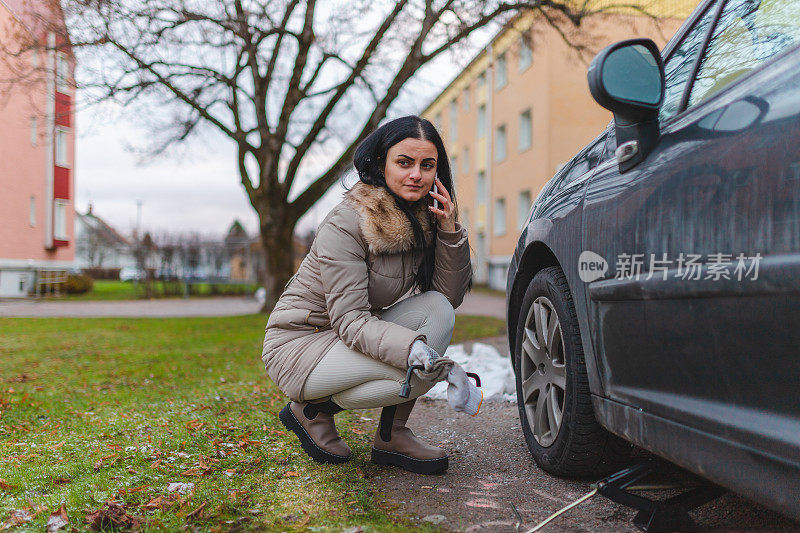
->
[581,0,721,403]
[582,0,800,462]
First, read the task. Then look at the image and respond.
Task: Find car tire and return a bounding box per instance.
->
[514,265,631,476]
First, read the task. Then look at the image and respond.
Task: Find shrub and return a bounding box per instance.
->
[65,274,94,294]
[81,267,121,280]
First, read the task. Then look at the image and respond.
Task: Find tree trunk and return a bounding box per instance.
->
[259,212,299,313]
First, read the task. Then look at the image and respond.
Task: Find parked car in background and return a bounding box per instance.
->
[506,0,800,521]
[119,266,146,282]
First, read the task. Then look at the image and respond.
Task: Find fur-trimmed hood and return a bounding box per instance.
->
[343,181,433,255]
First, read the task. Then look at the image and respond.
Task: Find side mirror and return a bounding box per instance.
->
[588,39,664,172]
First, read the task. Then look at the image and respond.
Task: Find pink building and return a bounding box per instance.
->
[0,0,75,297]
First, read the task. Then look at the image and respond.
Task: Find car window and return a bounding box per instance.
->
[689,0,800,106]
[660,2,719,120]
[555,136,605,190]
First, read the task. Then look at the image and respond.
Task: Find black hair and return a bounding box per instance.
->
[353,115,457,293]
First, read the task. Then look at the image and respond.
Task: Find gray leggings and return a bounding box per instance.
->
[302,291,455,409]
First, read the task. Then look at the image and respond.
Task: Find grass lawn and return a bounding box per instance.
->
[62,280,139,301]
[0,314,505,531]
[469,284,506,299]
[62,281,259,301]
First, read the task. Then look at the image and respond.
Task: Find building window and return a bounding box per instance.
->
[477,104,487,139]
[30,117,37,146]
[462,86,470,111]
[29,196,36,227]
[54,200,68,240]
[434,112,442,133]
[519,34,532,71]
[55,127,69,167]
[495,52,507,89]
[477,171,487,206]
[477,70,486,91]
[449,99,458,141]
[56,53,69,92]
[462,208,470,230]
[519,108,532,151]
[463,146,470,174]
[494,198,506,236]
[495,125,507,162]
[518,190,532,229]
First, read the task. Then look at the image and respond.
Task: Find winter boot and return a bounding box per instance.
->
[370,399,448,474]
[279,399,351,464]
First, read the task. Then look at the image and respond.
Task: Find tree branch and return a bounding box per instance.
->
[282,0,409,194]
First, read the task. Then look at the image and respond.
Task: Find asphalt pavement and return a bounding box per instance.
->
[0,296,262,317]
[0,290,506,318]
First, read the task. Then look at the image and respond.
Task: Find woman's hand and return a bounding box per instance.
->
[408,339,439,372]
[428,177,456,232]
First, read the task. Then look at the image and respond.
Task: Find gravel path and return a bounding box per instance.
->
[366,336,799,532]
[368,398,799,532]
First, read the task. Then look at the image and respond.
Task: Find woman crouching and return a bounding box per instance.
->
[261,115,479,474]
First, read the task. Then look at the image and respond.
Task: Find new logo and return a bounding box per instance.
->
[578,251,608,283]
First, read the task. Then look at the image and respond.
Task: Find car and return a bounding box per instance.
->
[119,266,146,281]
[506,0,800,522]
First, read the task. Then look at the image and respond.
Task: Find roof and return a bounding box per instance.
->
[76,208,130,247]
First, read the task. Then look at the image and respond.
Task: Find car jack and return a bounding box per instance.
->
[595,461,726,533]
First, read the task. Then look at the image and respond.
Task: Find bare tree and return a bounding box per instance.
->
[4,0,613,310]
[133,231,157,298]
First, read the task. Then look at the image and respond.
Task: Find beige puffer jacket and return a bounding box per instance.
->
[262,181,472,401]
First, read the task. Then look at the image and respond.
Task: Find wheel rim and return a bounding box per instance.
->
[520,296,566,447]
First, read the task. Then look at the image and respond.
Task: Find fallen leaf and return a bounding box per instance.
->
[180,468,204,477]
[185,501,206,518]
[117,485,149,496]
[296,510,310,528]
[185,419,204,431]
[85,502,144,531]
[45,504,69,532]
[282,471,299,478]
[141,497,162,510]
[0,479,15,491]
[166,482,194,494]
[198,454,209,470]
[1,509,33,530]
[93,453,119,471]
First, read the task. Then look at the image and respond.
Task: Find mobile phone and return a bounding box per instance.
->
[432,182,439,210]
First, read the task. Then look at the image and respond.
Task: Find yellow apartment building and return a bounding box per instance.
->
[422,2,695,289]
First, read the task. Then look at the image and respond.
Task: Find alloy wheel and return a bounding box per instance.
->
[520,296,566,447]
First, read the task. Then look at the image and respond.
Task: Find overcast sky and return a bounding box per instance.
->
[73,35,488,240]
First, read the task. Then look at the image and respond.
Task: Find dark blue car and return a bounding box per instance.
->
[505,0,800,520]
